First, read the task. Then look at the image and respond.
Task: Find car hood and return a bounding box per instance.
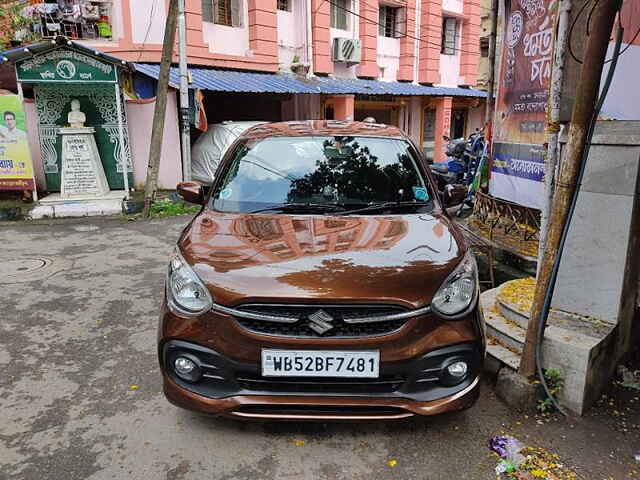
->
[180,210,465,309]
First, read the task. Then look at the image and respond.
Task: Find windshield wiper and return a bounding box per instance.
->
[250,203,347,214]
[336,201,433,215]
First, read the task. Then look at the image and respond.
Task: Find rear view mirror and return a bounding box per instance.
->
[442,184,466,207]
[177,181,205,205]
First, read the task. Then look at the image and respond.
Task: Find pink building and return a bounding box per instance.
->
[2,0,486,191]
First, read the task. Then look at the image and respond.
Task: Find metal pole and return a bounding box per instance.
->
[115,82,130,200]
[178,0,191,181]
[17,81,38,202]
[538,0,571,272]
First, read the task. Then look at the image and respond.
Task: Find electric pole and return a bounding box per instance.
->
[519,0,621,378]
[142,0,179,218]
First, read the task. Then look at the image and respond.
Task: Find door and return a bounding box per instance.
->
[450,109,467,139]
[421,108,436,162]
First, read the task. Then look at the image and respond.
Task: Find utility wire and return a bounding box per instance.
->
[326,0,483,57]
[137,0,160,62]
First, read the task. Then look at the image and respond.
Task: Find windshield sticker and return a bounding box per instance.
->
[220,188,233,200]
[412,186,429,201]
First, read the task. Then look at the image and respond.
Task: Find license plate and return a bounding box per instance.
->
[261,349,380,378]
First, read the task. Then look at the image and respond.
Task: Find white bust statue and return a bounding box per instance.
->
[68,99,86,128]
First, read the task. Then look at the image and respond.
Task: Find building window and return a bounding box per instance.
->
[378,6,397,37]
[277,0,291,11]
[202,0,243,27]
[441,17,459,55]
[331,0,348,30]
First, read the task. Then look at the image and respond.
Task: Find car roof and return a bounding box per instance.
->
[240,120,406,140]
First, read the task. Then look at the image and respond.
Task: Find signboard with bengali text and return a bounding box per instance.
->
[15,47,117,83]
[0,95,35,191]
[490,0,558,209]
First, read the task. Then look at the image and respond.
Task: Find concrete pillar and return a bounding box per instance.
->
[433,96,453,161]
[460,0,482,86]
[418,0,442,84]
[331,95,355,121]
[397,0,417,82]
[357,0,379,78]
[311,0,333,74]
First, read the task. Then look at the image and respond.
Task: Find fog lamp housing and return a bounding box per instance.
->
[172,354,202,382]
[440,358,470,386]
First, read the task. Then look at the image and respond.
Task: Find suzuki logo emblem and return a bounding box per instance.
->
[308,309,335,335]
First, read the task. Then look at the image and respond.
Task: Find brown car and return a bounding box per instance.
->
[158,121,485,420]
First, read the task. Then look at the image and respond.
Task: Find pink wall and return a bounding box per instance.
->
[98,0,279,72]
[126,92,182,190]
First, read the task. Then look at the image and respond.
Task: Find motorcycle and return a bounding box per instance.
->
[428,131,486,215]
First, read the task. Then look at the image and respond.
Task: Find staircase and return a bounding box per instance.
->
[481,280,618,414]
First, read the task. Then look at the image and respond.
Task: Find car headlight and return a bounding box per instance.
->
[166,249,213,316]
[431,251,478,319]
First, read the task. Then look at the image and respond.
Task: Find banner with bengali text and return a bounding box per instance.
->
[490,0,558,209]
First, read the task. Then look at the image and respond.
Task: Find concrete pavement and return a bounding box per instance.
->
[0,216,637,480]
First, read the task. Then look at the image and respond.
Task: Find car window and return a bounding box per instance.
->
[210,136,432,212]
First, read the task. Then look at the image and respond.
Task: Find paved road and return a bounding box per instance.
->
[0,216,636,480]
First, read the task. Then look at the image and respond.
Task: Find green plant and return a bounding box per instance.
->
[149,200,200,218]
[0,2,38,48]
[292,55,300,64]
[537,368,564,413]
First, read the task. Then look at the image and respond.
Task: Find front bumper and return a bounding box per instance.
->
[160,340,482,420]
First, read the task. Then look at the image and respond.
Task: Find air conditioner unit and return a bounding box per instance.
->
[332,38,361,64]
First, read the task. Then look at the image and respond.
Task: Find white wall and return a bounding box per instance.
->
[277,2,301,72]
[439,52,462,86]
[130,0,166,44]
[203,10,250,56]
[442,0,463,14]
[377,35,400,81]
[468,104,485,132]
[600,43,640,120]
[330,0,360,78]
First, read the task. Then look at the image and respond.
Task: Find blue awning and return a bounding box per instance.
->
[132,64,487,98]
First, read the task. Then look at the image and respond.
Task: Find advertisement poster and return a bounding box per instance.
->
[490,0,558,209]
[0,95,35,191]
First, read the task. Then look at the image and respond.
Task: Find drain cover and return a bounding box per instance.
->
[1,259,48,275]
[0,257,69,284]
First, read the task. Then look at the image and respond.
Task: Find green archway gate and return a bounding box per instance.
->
[14,46,133,192]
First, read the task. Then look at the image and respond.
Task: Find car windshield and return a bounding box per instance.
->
[210,136,433,213]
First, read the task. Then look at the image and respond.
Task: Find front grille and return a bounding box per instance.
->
[233,304,411,338]
[236,374,405,394]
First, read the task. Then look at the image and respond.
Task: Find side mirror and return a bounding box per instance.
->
[177,181,205,205]
[442,184,466,207]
